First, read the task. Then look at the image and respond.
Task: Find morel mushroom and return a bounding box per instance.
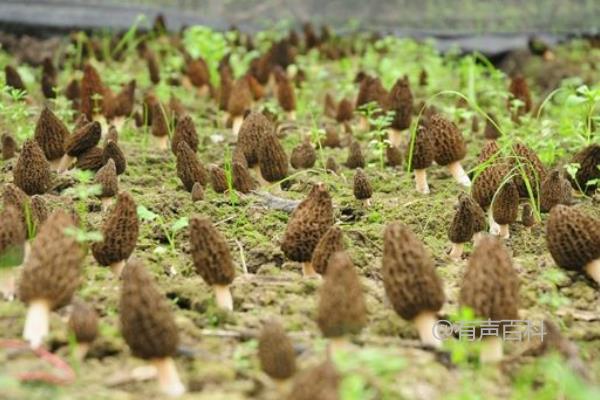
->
[94,159,118,211]
[175,141,208,191]
[312,226,344,275]
[146,50,161,84]
[238,111,272,170]
[34,107,70,170]
[472,161,510,235]
[274,67,296,120]
[120,259,185,397]
[491,180,519,239]
[75,147,104,171]
[189,215,236,310]
[511,142,546,197]
[448,194,486,260]
[209,165,228,193]
[258,319,297,385]
[281,183,334,277]
[59,121,102,172]
[151,102,170,151]
[539,169,572,213]
[290,139,316,169]
[257,132,288,189]
[69,299,99,360]
[171,114,199,155]
[5,65,26,92]
[228,78,253,136]
[546,205,600,284]
[407,125,434,194]
[522,203,535,231]
[387,76,413,147]
[80,64,105,120]
[568,144,600,194]
[91,192,139,276]
[191,182,204,202]
[353,168,373,207]
[386,145,403,167]
[335,98,353,123]
[13,140,51,195]
[508,74,532,117]
[287,361,340,400]
[232,161,256,194]
[483,113,501,140]
[2,133,17,160]
[30,195,48,227]
[345,141,365,169]
[102,140,127,175]
[18,210,83,348]
[460,236,519,363]
[428,114,470,187]
[325,156,338,173]
[317,252,366,352]
[382,222,445,348]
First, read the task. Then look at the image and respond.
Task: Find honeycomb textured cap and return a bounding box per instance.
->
[317,252,366,338]
[282,183,334,262]
[477,140,500,164]
[94,159,118,198]
[176,141,208,191]
[65,121,101,157]
[521,203,535,227]
[5,65,25,91]
[258,319,297,380]
[186,58,211,87]
[290,140,316,169]
[227,78,252,116]
[323,126,341,148]
[0,205,27,259]
[34,107,69,161]
[472,162,510,208]
[387,76,413,130]
[191,182,204,201]
[2,183,29,223]
[275,71,296,112]
[75,147,104,171]
[69,299,99,344]
[2,133,17,160]
[30,195,49,227]
[91,192,139,266]
[428,114,467,166]
[13,139,51,195]
[209,165,228,194]
[189,215,235,286]
[511,142,546,197]
[113,80,136,117]
[238,112,273,167]
[508,75,532,114]
[335,98,354,122]
[382,222,445,320]
[569,144,600,194]
[353,168,373,200]
[80,64,104,119]
[546,205,600,271]
[345,141,365,169]
[151,102,169,138]
[232,162,256,194]
[539,169,572,213]
[18,210,83,309]
[448,194,486,243]
[492,181,520,225]
[171,114,199,155]
[459,236,519,321]
[287,361,340,400]
[386,145,403,167]
[408,125,434,170]
[257,132,288,183]
[120,258,179,359]
[102,141,127,175]
[312,226,344,275]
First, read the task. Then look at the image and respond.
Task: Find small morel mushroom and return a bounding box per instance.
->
[34,107,70,170]
[317,252,366,352]
[209,165,228,193]
[281,183,334,277]
[18,210,83,348]
[175,142,208,192]
[323,126,341,148]
[2,133,17,160]
[186,57,211,92]
[218,68,233,111]
[325,156,338,173]
[491,181,520,239]
[345,141,365,169]
[428,114,470,187]
[146,50,161,84]
[508,74,532,117]
[151,102,170,151]
[290,139,316,169]
[472,162,510,234]
[448,194,486,260]
[287,361,340,400]
[238,112,272,169]
[257,132,288,189]
[386,145,403,167]
[386,76,413,147]
[227,78,253,136]
[324,93,337,118]
[312,226,344,275]
[5,65,26,92]
[335,98,353,123]
[94,159,118,211]
[569,144,600,194]
[112,80,136,128]
[189,216,236,310]
[191,182,204,202]
[65,79,80,106]
[382,222,445,348]
[171,114,199,155]
[69,299,99,360]
[13,140,51,195]
[60,121,102,172]
[483,113,501,140]
[353,168,373,207]
[407,125,434,194]
[232,162,256,194]
[80,64,105,120]
[102,140,127,175]
[274,67,296,120]
[120,259,185,397]
[546,205,600,284]
[540,169,572,212]
[522,203,535,231]
[512,142,546,197]
[258,319,297,386]
[91,192,139,277]
[460,236,519,363]
[75,147,104,171]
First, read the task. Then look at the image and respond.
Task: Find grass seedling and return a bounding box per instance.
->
[137,205,188,253]
[358,102,395,170]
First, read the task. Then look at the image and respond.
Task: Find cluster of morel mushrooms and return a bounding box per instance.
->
[0,17,599,399]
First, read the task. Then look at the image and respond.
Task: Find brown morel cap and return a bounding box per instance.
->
[325,156,338,173]
[407,125,434,171]
[186,58,211,87]
[30,195,49,227]
[80,64,104,119]
[540,169,572,213]
[546,205,600,271]
[95,159,118,198]
[191,182,204,201]
[312,226,344,275]
[91,192,139,266]
[448,194,486,244]
[238,112,273,167]
[382,222,445,320]
[218,69,233,111]
[65,79,80,103]
[146,50,161,84]
[232,145,249,169]
[171,115,199,155]
[227,78,252,117]
[317,252,366,338]
[323,126,341,148]
[2,133,17,160]
[2,183,29,218]
[176,141,208,191]
[13,140,51,196]
[75,147,104,171]
[428,114,467,166]
[492,181,520,225]
[209,165,228,193]
[120,258,179,359]
[511,142,546,197]
[387,76,413,130]
[508,74,532,114]
[65,121,102,157]
[287,361,340,400]
[151,102,169,138]
[386,145,403,167]
[290,140,316,169]
[0,205,26,264]
[353,168,373,200]
[477,140,501,164]
[69,299,99,344]
[102,140,127,175]
[18,210,83,309]
[113,80,136,118]
[522,203,535,227]
[345,141,365,169]
[459,236,519,321]
[258,319,297,380]
[246,74,265,101]
[5,65,26,91]
[335,98,354,123]
[483,113,501,140]
[189,215,235,286]
[257,132,289,183]
[34,107,69,161]
[569,144,600,194]
[73,113,90,131]
[281,183,334,262]
[472,162,510,208]
[232,162,256,194]
[324,93,337,118]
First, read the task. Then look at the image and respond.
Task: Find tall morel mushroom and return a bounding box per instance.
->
[175,141,208,192]
[189,215,236,310]
[258,319,297,386]
[2,133,17,160]
[151,102,170,151]
[69,299,99,360]
[407,125,434,194]
[257,131,288,189]
[227,78,253,136]
[491,180,519,239]
[448,194,486,260]
[237,111,272,171]
[345,141,365,169]
[5,65,26,92]
[232,161,256,194]
[34,107,70,170]
[171,114,199,155]
[94,159,118,211]
[312,225,344,275]
[13,140,51,195]
[80,64,105,120]
[274,67,296,120]
[539,169,572,212]
[382,222,445,348]
[428,114,470,187]
[209,165,228,193]
[386,75,413,147]
[102,140,127,175]
[353,168,373,207]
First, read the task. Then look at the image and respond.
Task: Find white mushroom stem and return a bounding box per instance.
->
[302,262,319,278]
[414,169,430,194]
[110,260,126,277]
[100,197,114,212]
[388,128,403,148]
[447,161,471,187]
[584,259,600,284]
[232,115,244,137]
[413,310,441,348]
[287,111,296,121]
[498,224,510,239]
[23,299,51,349]
[152,135,169,151]
[449,242,464,260]
[213,284,233,311]
[488,208,500,235]
[153,357,186,397]
[328,336,350,357]
[57,154,76,172]
[49,158,62,171]
[480,336,503,364]
[74,342,90,361]
[361,198,372,208]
